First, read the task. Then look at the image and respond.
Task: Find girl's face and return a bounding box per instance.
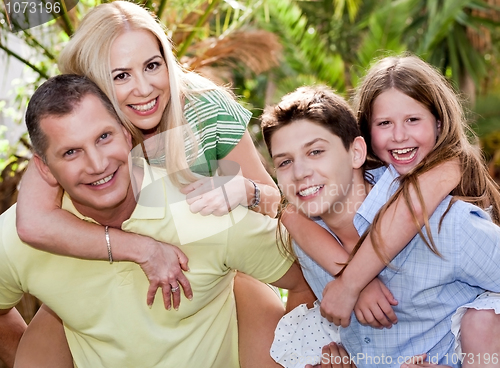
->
[110,29,171,138]
[370,88,440,175]
[271,120,361,218]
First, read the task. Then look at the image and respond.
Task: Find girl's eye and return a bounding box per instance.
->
[406,117,419,123]
[99,132,110,141]
[378,121,390,126]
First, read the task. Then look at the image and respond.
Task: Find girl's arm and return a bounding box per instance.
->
[282,207,398,328]
[320,159,461,327]
[16,161,192,309]
[182,131,281,217]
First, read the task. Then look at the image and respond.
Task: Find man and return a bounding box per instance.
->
[0,75,313,368]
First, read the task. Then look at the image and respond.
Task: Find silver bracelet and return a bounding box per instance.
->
[247,178,261,210]
[104,226,113,264]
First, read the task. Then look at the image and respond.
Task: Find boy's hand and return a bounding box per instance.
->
[354,277,398,328]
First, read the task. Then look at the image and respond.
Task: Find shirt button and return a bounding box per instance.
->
[364,337,371,344]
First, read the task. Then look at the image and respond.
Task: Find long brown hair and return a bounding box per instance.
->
[353,55,500,262]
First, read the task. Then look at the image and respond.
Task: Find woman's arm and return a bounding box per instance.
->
[182,131,281,218]
[320,159,461,327]
[16,161,192,309]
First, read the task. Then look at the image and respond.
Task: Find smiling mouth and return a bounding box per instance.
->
[390,148,417,161]
[129,97,158,112]
[298,185,324,197]
[90,173,114,186]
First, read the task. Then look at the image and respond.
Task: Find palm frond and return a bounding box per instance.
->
[185,29,282,74]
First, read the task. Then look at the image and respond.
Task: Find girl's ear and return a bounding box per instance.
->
[437,120,442,135]
[33,154,59,187]
[351,136,367,169]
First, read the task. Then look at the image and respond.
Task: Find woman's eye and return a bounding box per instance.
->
[310,149,323,156]
[113,72,128,81]
[146,62,160,71]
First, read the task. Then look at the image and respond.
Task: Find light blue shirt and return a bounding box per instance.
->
[294,166,500,368]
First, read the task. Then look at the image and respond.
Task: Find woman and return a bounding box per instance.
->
[15,2,284,367]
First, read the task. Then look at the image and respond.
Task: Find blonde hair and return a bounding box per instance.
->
[58,1,219,186]
[353,54,500,262]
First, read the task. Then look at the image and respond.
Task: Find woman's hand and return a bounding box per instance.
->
[354,277,398,328]
[137,237,193,310]
[181,175,249,216]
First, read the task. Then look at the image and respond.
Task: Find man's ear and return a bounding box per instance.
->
[350,136,367,170]
[33,154,59,187]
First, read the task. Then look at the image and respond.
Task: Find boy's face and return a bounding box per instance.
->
[36,94,133,215]
[271,119,364,218]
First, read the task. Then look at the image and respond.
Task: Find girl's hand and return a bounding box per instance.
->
[181,175,248,216]
[320,277,359,327]
[137,237,193,310]
[400,354,451,368]
[305,342,357,368]
[354,277,398,328]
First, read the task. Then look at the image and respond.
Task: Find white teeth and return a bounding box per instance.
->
[91,173,113,186]
[130,98,157,112]
[299,185,323,197]
[392,148,414,154]
[391,148,417,161]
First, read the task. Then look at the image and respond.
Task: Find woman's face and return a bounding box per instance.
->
[370,88,439,175]
[110,29,171,137]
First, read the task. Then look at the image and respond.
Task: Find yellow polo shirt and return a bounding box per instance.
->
[0,165,292,367]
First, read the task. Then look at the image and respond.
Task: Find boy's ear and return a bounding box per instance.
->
[33,154,59,187]
[351,136,367,169]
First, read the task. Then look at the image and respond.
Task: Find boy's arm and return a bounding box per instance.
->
[321,160,460,327]
[0,308,27,368]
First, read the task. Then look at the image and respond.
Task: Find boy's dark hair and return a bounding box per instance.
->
[25,74,120,161]
[261,85,360,157]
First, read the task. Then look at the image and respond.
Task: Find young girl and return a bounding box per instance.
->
[322,55,500,367]
[265,55,500,368]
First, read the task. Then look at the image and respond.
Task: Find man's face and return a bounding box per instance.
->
[38,94,133,215]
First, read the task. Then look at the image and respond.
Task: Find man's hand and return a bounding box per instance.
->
[305,342,356,368]
[138,239,192,310]
[354,277,398,328]
[320,277,359,327]
[181,175,247,216]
